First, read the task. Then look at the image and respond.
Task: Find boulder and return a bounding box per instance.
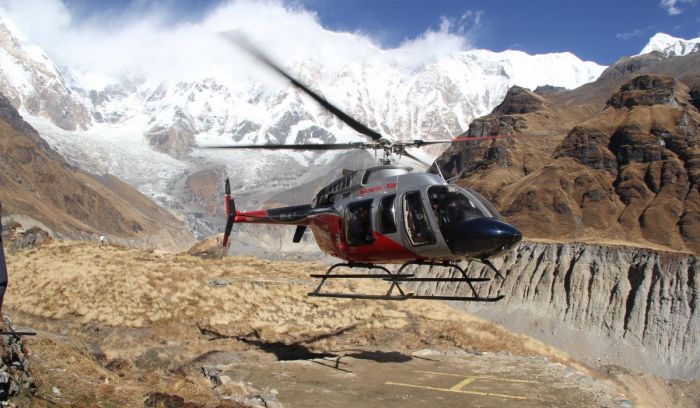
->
[0,317,36,402]
[188,234,224,259]
[7,226,49,253]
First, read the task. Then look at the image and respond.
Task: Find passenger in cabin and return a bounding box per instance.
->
[348,205,372,245]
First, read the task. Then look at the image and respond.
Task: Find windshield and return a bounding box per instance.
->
[461,189,501,219]
[428,186,485,231]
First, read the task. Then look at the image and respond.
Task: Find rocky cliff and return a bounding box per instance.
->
[406,241,699,379]
[435,51,700,253]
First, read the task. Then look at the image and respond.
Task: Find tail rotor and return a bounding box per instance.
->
[222,178,236,257]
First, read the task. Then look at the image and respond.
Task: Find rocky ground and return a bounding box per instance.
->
[403,240,699,379]
[0,240,674,407]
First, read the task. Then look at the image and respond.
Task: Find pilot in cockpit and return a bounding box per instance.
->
[430,191,450,228]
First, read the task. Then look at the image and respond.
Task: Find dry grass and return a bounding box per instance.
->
[7,241,576,358]
[24,335,216,407]
[5,240,587,406]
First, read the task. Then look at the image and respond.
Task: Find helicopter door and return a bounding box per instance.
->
[344,199,374,246]
[403,191,435,246]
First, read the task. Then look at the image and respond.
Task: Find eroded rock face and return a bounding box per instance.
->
[554,127,618,173]
[493,86,545,115]
[607,75,678,108]
[434,86,538,179]
[688,77,700,112]
[597,53,666,82]
[406,241,700,379]
[183,168,223,217]
[145,111,196,159]
[437,115,525,178]
[534,85,567,96]
[469,115,527,137]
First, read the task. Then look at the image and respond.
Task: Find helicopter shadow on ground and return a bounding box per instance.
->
[196,323,435,373]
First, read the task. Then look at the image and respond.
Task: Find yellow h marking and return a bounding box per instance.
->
[449,376,475,390]
[416,370,538,384]
[384,381,527,400]
[383,369,536,400]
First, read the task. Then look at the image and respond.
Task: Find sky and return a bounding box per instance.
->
[0,0,697,85]
[55,0,700,65]
[304,0,700,64]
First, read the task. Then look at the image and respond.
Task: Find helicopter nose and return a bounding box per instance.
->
[443,218,522,258]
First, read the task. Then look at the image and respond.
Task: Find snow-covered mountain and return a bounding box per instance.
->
[87,49,605,153]
[0,14,610,237]
[638,33,700,58]
[0,17,89,131]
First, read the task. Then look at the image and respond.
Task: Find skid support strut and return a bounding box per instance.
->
[309,263,413,300]
[308,261,504,302]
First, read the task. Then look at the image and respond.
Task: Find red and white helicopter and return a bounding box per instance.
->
[205,36,522,302]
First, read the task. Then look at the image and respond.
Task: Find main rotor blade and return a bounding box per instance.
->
[451,134,518,143]
[401,150,433,168]
[200,142,372,151]
[403,134,518,148]
[223,32,384,142]
[403,140,453,147]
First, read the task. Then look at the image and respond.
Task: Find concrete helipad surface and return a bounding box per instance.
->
[223,349,627,408]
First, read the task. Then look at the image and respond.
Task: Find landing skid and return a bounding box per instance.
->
[308,261,503,302]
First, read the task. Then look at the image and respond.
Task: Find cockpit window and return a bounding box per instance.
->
[403,191,435,246]
[428,186,484,232]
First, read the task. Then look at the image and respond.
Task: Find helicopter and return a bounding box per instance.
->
[204,35,523,302]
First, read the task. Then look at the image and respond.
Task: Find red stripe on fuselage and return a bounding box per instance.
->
[345,230,419,263]
[234,210,269,223]
[234,210,420,262]
[309,214,419,263]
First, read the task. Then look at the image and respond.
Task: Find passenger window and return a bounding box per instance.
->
[378,195,397,234]
[344,200,374,246]
[403,191,435,246]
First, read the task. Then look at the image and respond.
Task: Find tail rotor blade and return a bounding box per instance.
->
[222,178,236,253]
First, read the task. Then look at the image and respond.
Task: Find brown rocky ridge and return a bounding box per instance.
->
[435,51,700,254]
